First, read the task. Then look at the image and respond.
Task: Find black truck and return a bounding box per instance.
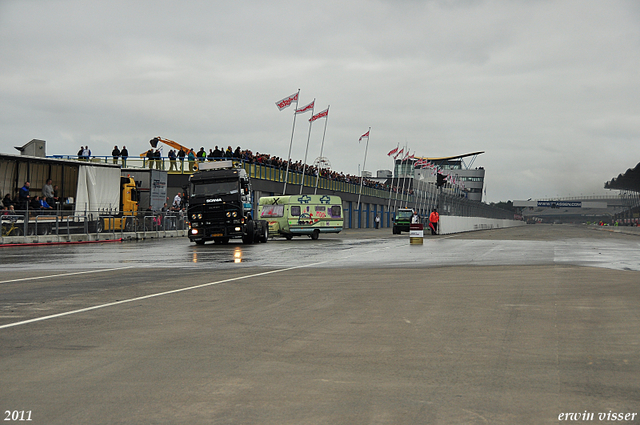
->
[187,160,269,245]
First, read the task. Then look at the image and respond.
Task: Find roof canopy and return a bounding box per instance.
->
[605,162,640,192]
[415,151,485,162]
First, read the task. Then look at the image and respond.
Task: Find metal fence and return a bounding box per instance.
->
[1,208,188,243]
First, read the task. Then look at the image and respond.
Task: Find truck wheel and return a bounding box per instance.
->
[311,229,320,240]
[285,234,293,240]
[90,219,104,233]
[259,225,268,243]
[243,221,255,244]
[392,226,398,234]
[124,217,134,232]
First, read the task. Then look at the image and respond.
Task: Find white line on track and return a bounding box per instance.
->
[0,261,330,330]
[0,240,400,330]
[0,266,136,285]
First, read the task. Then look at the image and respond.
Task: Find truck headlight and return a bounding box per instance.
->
[198,213,202,219]
[226,211,231,217]
[232,211,237,217]
[191,229,198,235]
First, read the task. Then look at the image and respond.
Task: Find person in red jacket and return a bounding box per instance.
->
[429,208,439,235]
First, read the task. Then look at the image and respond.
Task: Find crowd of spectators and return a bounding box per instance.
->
[186,145,414,196]
[1,179,61,213]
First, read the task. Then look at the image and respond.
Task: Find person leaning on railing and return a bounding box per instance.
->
[168,149,177,171]
[120,146,128,166]
[112,145,120,164]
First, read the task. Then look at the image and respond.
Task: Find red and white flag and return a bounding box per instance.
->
[359,131,370,142]
[295,100,314,114]
[309,108,328,122]
[275,92,299,111]
[393,148,404,159]
[387,147,399,156]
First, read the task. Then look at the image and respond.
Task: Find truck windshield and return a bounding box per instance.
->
[191,180,239,197]
[397,211,413,219]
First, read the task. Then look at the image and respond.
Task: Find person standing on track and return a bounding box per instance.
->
[429,208,439,235]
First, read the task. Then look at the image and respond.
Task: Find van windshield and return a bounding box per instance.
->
[260,205,284,218]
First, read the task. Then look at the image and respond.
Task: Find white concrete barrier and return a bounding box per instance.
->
[438,216,525,235]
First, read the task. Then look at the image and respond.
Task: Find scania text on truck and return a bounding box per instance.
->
[187,160,268,245]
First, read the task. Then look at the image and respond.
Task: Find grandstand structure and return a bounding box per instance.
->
[512,161,640,224]
[604,161,640,225]
[392,151,486,202]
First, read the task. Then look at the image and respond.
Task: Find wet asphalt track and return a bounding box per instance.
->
[1,224,639,272]
[1,224,639,424]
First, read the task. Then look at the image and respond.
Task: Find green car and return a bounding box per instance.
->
[392,208,414,234]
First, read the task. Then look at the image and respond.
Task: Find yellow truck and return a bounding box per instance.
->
[258,195,343,240]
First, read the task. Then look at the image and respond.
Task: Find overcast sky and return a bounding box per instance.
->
[1,0,639,202]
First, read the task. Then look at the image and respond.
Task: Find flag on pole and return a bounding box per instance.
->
[387,147,399,156]
[295,100,315,114]
[393,148,404,159]
[359,130,370,142]
[275,92,299,111]
[309,108,328,122]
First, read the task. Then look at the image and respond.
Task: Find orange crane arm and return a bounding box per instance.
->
[140,137,191,157]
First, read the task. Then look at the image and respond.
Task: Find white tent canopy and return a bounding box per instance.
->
[74,165,121,216]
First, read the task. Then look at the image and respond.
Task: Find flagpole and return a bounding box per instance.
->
[399,147,410,208]
[314,105,330,195]
[300,99,315,195]
[386,142,398,222]
[282,89,300,195]
[356,127,371,213]
[392,146,403,213]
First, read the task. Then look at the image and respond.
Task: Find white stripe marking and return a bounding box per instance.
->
[0,266,135,285]
[0,261,329,330]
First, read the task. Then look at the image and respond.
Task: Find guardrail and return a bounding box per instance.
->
[1,209,188,244]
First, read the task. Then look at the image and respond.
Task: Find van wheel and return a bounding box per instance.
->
[285,234,293,240]
[311,229,320,240]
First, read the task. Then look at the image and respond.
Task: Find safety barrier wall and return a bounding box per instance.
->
[438,216,526,235]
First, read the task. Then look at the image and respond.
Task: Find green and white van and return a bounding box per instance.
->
[258,195,343,240]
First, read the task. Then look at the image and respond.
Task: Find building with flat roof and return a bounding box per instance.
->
[392,151,486,202]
